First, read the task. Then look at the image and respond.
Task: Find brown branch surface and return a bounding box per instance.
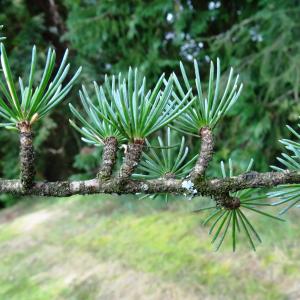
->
[3,120,299,208]
[119,139,144,180]
[97,137,118,180]
[190,127,214,181]
[17,122,35,191]
[0,170,299,197]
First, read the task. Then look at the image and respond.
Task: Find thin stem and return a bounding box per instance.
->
[17,121,35,191]
[190,127,214,181]
[97,136,118,180]
[119,139,144,180]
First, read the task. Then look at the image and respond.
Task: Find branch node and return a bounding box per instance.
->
[215,193,240,209]
[163,172,176,179]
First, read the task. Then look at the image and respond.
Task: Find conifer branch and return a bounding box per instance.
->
[0,170,299,197]
[0,39,298,251]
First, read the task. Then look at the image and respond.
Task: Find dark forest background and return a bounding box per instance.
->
[0,0,299,193]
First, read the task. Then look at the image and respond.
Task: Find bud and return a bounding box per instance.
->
[30,113,39,125]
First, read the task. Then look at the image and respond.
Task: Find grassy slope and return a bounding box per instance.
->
[0,195,299,300]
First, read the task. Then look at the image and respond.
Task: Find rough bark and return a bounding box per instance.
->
[190,127,214,181]
[0,170,299,197]
[119,139,144,180]
[97,137,118,180]
[17,122,35,191]
[215,193,241,209]
[3,120,300,210]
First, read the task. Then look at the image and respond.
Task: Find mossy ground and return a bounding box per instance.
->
[0,195,299,299]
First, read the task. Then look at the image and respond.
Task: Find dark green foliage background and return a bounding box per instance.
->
[0,0,299,198]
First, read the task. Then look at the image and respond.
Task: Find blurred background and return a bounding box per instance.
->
[0,1,300,299]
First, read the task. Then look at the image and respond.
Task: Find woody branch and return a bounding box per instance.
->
[0,170,299,197]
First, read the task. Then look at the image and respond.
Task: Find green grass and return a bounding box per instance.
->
[0,195,299,299]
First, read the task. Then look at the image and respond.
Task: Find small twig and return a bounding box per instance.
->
[190,127,214,181]
[119,139,145,180]
[97,136,118,180]
[17,121,35,191]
